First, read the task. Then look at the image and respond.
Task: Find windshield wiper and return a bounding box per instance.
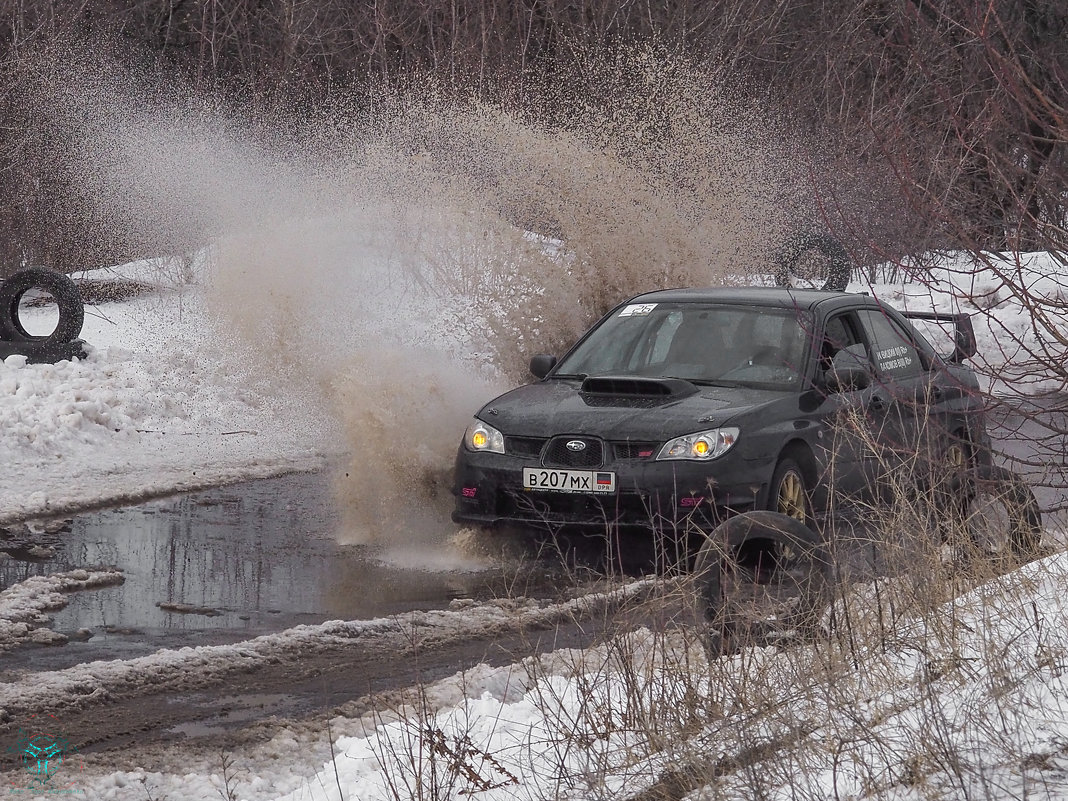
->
[688,378,743,388]
[550,373,588,380]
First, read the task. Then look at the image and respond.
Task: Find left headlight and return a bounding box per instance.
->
[656,427,739,461]
[464,419,506,454]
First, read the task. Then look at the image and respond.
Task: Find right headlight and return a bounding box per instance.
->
[464,419,505,454]
[656,427,739,461]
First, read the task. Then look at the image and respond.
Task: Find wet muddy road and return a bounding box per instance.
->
[3,396,1063,675]
[0,599,621,769]
[0,469,635,766]
[0,470,575,672]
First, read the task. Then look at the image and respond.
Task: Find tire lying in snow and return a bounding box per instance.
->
[952,464,1044,563]
[0,337,87,364]
[0,268,84,345]
[692,511,831,656]
[774,231,851,292]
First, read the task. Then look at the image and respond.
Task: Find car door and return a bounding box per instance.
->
[811,311,876,503]
[854,307,934,493]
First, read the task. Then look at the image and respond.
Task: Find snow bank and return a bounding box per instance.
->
[0,578,654,718]
[0,256,334,525]
[0,567,124,650]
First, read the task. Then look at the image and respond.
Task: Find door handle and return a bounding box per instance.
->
[870,393,888,410]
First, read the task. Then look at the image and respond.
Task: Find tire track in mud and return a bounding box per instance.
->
[0,579,659,767]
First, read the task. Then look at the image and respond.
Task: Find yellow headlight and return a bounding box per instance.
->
[693,439,710,457]
[472,430,488,448]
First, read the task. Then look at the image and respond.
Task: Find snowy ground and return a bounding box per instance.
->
[9,557,1068,801]
[862,250,1068,396]
[0,253,334,527]
[2,251,1067,799]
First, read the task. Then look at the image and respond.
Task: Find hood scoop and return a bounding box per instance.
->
[580,375,698,399]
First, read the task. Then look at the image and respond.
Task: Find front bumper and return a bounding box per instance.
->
[452,447,771,533]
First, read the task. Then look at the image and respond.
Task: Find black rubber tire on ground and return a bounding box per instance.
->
[956,464,1044,561]
[774,232,851,292]
[0,268,84,344]
[0,338,87,364]
[768,457,814,527]
[691,511,831,657]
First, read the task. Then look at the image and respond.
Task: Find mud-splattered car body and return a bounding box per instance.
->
[452,287,987,534]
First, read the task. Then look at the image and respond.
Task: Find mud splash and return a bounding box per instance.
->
[21,43,807,544]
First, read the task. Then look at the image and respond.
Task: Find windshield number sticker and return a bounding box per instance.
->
[523,468,616,493]
[618,303,657,318]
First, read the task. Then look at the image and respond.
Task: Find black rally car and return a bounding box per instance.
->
[452,287,987,534]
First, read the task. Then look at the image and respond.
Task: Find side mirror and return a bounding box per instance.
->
[529,354,557,379]
[826,344,871,392]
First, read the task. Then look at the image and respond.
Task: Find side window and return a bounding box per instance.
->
[819,314,863,374]
[857,309,923,380]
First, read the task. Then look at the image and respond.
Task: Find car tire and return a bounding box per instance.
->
[691,511,831,657]
[0,268,84,344]
[0,337,88,364]
[768,457,813,527]
[954,464,1044,562]
[774,232,851,292]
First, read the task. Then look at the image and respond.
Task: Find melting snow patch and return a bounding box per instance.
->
[0,567,125,652]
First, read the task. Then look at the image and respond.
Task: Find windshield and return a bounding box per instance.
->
[554,302,812,390]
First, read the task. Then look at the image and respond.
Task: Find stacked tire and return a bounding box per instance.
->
[774,231,852,292]
[0,268,87,364]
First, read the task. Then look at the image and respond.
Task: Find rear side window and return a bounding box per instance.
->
[857,309,923,379]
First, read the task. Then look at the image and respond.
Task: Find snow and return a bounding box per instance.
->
[0,568,124,651]
[1,249,1067,799]
[0,253,333,526]
[855,250,1068,395]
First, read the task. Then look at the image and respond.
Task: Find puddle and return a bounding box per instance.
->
[0,471,543,670]
[166,693,295,737]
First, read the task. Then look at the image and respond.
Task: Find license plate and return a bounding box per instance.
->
[522,468,616,493]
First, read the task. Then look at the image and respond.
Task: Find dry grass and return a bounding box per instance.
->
[347,406,1068,800]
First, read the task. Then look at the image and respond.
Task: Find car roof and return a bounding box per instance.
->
[627,286,878,313]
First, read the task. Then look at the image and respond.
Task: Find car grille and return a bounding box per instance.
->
[542,436,604,468]
[611,440,660,459]
[506,436,547,458]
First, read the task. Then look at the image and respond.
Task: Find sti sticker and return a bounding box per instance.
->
[618,303,657,317]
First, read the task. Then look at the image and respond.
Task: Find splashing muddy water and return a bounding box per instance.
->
[24,45,807,543]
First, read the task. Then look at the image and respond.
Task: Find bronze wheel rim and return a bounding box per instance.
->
[777,471,807,524]
[946,442,966,470]
[944,441,969,499]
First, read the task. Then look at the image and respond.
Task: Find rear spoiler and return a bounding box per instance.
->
[898,310,977,364]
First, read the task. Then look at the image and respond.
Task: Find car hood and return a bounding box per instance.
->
[477,379,789,440]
